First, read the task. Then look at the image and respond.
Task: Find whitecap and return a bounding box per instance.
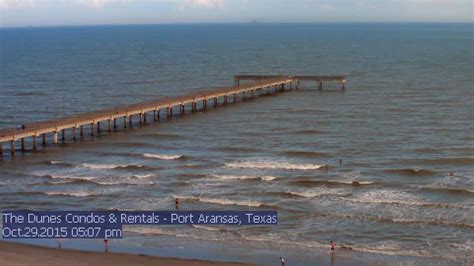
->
[211,174,277,181]
[225,160,326,170]
[44,191,96,197]
[143,153,183,160]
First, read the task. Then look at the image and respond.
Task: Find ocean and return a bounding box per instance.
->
[0,23,473,265]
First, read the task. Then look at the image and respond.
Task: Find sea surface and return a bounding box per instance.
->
[0,23,473,265]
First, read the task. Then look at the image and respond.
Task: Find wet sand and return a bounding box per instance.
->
[0,241,260,266]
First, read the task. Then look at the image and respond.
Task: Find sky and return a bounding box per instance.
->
[0,0,472,27]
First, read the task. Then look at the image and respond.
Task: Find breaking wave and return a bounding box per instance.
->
[211,174,277,181]
[290,179,375,187]
[44,191,98,197]
[225,160,327,170]
[80,163,149,170]
[177,196,265,207]
[143,153,184,160]
[385,168,437,176]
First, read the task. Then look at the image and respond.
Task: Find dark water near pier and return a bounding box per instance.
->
[0,23,473,264]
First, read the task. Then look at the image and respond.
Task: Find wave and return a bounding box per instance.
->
[341,193,469,210]
[215,146,260,153]
[406,157,474,165]
[419,186,474,196]
[46,174,97,180]
[143,153,184,160]
[283,150,330,158]
[385,168,437,176]
[80,163,150,170]
[225,160,327,170]
[191,225,232,233]
[263,188,351,198]
[138,132,186,139]
[131,174,155,179]
[177,196,265,207]
[290,179,375,187]
[293,129,327,135]
[44,191,98,197]
[211,174,277,181]
[31,173,155,186]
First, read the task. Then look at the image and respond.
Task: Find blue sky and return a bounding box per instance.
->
[0,0,472,27]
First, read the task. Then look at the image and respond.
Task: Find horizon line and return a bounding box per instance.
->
[1,21,473,29]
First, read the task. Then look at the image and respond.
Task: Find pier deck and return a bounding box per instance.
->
[0,74,345,156]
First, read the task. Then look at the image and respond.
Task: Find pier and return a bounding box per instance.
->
[0,75,345,156]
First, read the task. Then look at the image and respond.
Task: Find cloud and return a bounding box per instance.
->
[72,0,128,9]
[184,0,224,8]
[0,0,35,9]
[0,0,128,9]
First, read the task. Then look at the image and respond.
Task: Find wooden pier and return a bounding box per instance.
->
[234,75,346,90]
[0,75,345,156]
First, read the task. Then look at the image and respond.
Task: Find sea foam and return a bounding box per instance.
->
[225,160,326,170]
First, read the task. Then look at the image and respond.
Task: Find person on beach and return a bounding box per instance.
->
[104,238,109,252]
[330,241,336,252]
[175,198,179,209]
[280,257,285,266]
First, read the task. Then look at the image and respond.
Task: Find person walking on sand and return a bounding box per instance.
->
[280,257,285,266]
[330,241,336,252]
[175,198,179,209]
[104,238,109,252]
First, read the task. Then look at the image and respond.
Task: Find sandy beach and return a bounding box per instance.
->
[0,241,260,266]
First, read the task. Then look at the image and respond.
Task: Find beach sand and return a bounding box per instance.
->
[0,241,260,266]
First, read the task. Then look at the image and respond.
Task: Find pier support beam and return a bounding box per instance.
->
[10,140,14,155]
[113,119,117,130]
[62,129,65,141]
[97,122,101,133]
[318,82,323,91]
[53,131,58,144]
[153,110,157,122]
[203,100,207,110]
[80,126,84,137]
[21,138,25,151]
[32,135,36,150]
[139,113,143,126]
[214,97,218,108]
[108,120,112,132]
[129,116,133,127]
[157,110,160,121]
[73,127,76,141]
[224,95,228,105]
[341,80,346,91]
[90,123,94,136]
[297,81,300,89]
[143,112,147,123]
[42,133,46,145]
[0,143,2,156]
[180,105,185,115]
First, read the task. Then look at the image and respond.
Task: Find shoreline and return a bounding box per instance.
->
[0,241,260,266]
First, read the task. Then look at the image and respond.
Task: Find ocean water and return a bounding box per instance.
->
[0,23,473,265]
